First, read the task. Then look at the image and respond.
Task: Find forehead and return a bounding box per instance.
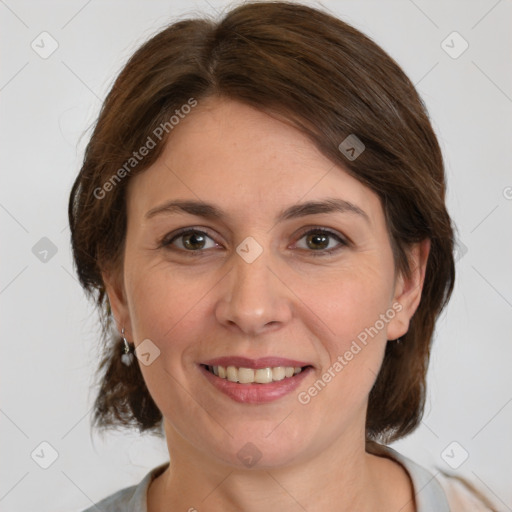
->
[126,97,383,229]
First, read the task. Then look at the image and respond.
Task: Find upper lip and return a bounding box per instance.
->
[201,356,313,369]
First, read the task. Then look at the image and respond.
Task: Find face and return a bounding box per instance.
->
[105,97,429,469]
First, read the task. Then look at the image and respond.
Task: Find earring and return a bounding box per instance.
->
[121,327,134,366]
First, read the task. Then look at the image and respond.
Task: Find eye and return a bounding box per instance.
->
[293,227,348,256]
[162,229,218,253]
[161,226,348,256]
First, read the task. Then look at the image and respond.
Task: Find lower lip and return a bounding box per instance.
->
[199,365,314,404]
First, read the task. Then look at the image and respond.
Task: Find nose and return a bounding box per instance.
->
[215,245,293,336]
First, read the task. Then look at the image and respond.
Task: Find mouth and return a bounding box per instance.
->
[200,364,313,384]
[199,361,314,404]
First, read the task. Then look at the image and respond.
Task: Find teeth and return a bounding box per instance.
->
[207,365,305,384]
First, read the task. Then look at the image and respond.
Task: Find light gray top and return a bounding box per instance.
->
[81,444,494,511]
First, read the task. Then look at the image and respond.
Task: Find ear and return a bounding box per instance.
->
[386,238,431,341]
[102,268,132,339]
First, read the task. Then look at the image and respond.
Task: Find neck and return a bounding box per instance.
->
[147,423,414,512]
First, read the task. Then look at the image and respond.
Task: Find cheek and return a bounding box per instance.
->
[125,265,216,345]
[123,266,218,420]
[125,249,395,362]
[303,262,394,344]
[296,264,393,397]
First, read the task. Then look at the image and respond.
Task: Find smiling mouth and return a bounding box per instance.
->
[201,364,312,384]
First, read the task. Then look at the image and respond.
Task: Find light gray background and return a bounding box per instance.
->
[1,0,511,510]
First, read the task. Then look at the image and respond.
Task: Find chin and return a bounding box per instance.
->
[204,431,310,470]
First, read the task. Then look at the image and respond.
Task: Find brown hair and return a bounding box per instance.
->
[68,0,455,443]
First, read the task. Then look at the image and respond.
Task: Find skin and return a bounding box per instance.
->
[104,96,430,512]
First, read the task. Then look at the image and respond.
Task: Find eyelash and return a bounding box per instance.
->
[160,226,348,257]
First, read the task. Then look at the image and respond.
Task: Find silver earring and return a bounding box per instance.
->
[121,328,134,366]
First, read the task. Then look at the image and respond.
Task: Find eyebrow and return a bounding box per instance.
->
[145,197,370,224]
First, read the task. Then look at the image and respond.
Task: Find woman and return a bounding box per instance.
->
[69,1,497,510]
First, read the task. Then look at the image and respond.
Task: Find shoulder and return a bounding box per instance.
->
[367,442,498,512]
[80,483,139,512]
[80,462,169,512]
[435,471,499,512]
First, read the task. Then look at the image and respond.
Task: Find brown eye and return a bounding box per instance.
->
[295,228,347,256]
[305,232,330,250]
[163,229,217,252]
